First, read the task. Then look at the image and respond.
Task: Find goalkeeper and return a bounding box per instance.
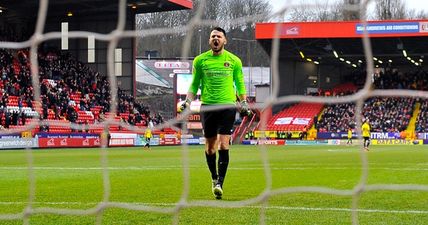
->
[179,27,250,199]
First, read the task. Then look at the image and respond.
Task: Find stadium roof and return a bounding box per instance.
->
[0,0,192,21]
[255,20,428,66]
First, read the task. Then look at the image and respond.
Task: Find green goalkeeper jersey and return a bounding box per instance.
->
[188,49,246,105]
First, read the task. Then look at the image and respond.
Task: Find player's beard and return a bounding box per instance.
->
[211,40,224,53]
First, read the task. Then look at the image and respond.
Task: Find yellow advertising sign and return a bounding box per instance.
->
[21,131,32,139]
[254,131,301,138]
[371,139,422,145]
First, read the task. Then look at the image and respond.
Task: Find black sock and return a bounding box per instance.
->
[205,152,217,180]
[217,150,229,185]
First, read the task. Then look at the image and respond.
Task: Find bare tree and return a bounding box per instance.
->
[221,0,271,30]
[373,0,406,20]
[341,0,361,20]
[406,9,428,19]
[136,10,192,58]
[136,0,272,66]
[219,0,271,66]
[136,0,226,58]
[287,0,344,22]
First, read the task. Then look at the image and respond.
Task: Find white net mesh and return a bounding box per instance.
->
[0,0,427,224]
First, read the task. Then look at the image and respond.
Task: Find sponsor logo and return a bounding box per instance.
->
[257,140,285,145]
[283,26,299,35]
[374,139,420,145]
[60,139,67,146]
[356,22,419,34]
[371,133,391,139]
[110,138,134,146]
[260,140,276,145]
[181,138,200,144]
[154,61,190,69]
[420,22,428,32]
[0,139,34,148]
[0,135,21,139]
[187,114,201,122]
[83,139,89,146]
[47,138,55,146]
[172,69,190,74]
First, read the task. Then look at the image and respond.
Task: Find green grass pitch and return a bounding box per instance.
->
[0,145,427,224]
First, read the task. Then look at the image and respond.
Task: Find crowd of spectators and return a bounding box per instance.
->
[416,100,428,133]
[317,103,355,133]
[0,47,162,131]
[373,68,428,90]
[318,97,414,133]
[363,97,414,132]
[317,68,426,133]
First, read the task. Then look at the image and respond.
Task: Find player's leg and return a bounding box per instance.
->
[217,134,231,185]
[213,108,235,199]
[364,137,369,150]
[205,136,219,181]
[201,106,220,195]
[366,138,370,150]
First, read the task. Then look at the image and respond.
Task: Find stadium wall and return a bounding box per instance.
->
[318,64,346,89]
[42,14,136,94]
[0,132,203,150]
[277,60,354,97]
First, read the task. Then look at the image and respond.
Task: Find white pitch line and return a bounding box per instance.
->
[0,167,427,171]
[0,201,428,214]
[327,149,354,152]
[3,166,428,171]
[0,167,179,170]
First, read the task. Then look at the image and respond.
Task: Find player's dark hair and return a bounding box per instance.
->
[212,27,226,38]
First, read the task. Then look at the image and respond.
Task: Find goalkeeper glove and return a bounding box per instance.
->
[240,100,252,117]
[178,98,191,113]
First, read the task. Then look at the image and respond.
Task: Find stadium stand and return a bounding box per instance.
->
[0,46,163,133]
[2,31,428,137]
[318,97,414,133]
[316,68,424,133]
[416,100,428,133]
[265,103,323,132]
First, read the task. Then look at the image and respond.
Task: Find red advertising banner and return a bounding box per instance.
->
[167,0,193,9]
[38,138,100,148]
[256,20,428,39]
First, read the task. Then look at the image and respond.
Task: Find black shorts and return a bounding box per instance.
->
[200,105,236,138]
[363,137,370,141]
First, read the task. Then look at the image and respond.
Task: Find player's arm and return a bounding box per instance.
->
[237,94,247,103]
[233,57,246,98]
[180,58,201,111]
[233,57,251,116]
